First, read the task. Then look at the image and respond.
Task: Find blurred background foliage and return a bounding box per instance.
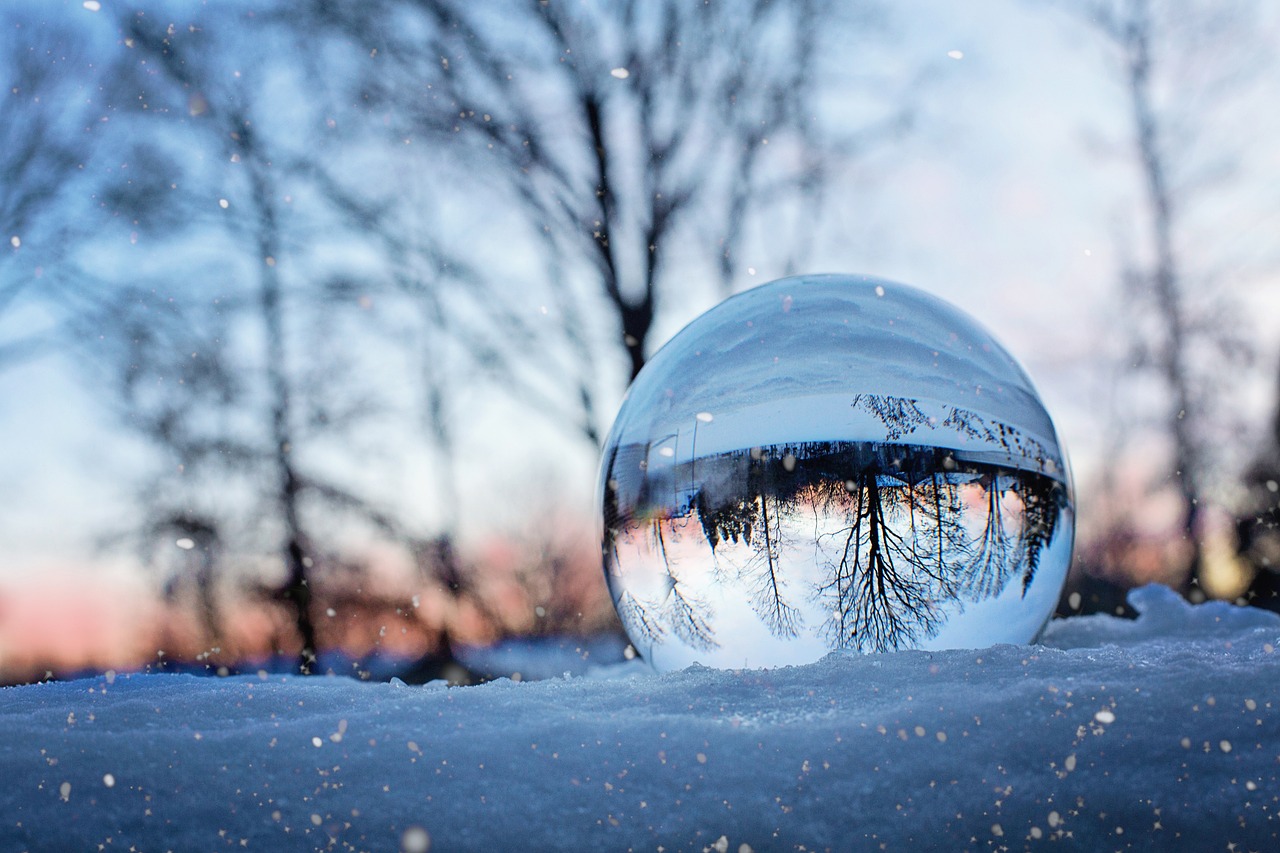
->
[1,0,1278,684]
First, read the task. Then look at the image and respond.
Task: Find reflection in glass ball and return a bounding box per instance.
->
[599,274,1074,672]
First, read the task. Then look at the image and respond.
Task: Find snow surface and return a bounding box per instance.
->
[3,585,1280,851]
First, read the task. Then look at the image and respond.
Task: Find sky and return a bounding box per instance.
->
[1,0,1279,671]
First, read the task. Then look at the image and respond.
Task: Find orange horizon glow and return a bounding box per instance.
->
[0,569,158,681]
[0,573,515,685]
[0,525,616,685]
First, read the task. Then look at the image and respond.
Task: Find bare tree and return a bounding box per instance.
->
[110,13,325,669]
[316,0,907,445]
[1067,0,1272,593]
[1,10,245,642]
[80,7,475,672]
[89,4,542,676]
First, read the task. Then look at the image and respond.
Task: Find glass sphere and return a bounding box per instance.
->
[599,274,1074,672]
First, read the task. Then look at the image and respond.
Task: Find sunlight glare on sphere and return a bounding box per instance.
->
[599,274,1074,672]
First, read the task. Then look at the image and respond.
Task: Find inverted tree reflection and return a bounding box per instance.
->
[609,516,720,656]
[695,460,803,639]
[604,439,1067,655]
[812,468,956,652]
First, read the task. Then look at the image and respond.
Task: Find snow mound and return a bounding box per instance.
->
[1043,583,1280,648]
[2,586,1278,851]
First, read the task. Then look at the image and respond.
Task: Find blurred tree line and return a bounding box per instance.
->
[1053,0,1280,615]
[1,0,1278,680]
[1,0,910,678]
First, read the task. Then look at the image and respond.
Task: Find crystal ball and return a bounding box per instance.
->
[599,274,1074,671]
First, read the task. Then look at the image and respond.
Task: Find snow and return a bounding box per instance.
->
[3,586,1279,851]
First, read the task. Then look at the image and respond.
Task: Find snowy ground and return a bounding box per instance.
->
[3,586,1279,852]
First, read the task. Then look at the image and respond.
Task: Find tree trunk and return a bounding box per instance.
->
[246,145,318,674]
[1125,10,1203,590]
